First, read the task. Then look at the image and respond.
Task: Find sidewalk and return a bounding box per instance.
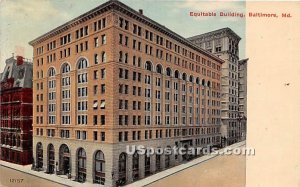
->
[0,161,100,187]
[126,141,246,187]
[0,141,245,187]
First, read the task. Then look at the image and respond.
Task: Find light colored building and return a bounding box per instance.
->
[188,28,245,146]
[29,0,223,186]
[238,58,248,141]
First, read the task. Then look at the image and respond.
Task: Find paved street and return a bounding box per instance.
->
[147,153,246,187]
[127,142,246,187]
[0,165,63,187]
[0,142,246,187]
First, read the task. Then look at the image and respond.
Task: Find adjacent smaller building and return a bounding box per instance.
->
[0,55,33,165]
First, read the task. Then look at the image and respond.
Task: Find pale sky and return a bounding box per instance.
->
[0,0,246,72]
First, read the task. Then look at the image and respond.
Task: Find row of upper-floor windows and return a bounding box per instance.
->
[229,63,238,73]
[38,89,219,114]
[0,120,22,129]
[123,115,220,126]
[35,114,97,125]
[1,134,21,147]
[36,94,220,115]
[229,113,239,119]
[0,107,22,117]
[37,59,219,92]
[229,96,238,104]
[118,37,221,78]
[35,14,221,74]
[37,37,107,65]
[36,94,43,101]
[37,41,220,83]
[117,16,221,70]
[36,101,105,114]
[153,113,219,126]
[38,84,218,107]
[36,99,106,115]
[118,100,221,112]
[35,128,106,142]
[118,127,220,142]
[36,58,106,84]
[229,88,238,96]
[36,114,106,126]
[35,109,221,126]
[36,17,107,55]
[0,93,32,103]
[39,82,220,105]
[118,67,220,89]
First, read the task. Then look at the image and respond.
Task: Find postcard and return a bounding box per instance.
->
[0,1,299,187]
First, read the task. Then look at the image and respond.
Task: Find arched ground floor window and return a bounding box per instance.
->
[132,151,139,181]
[145,151,151,176]
[59,144,70,175]
[94,150,105,185]
[36,142,43,169]
[48,144,55,174]
[77,148,86,182]
[156,154,161,171]
[118,152,127,185]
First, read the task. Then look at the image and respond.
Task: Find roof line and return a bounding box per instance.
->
[187,27,241,41]
[28,0,113,46]
[28,0,224,64]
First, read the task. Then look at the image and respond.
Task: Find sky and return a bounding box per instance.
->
[0,0,246,72]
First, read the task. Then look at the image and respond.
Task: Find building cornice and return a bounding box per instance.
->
[187,27,242,42]
[28,0,224,64]
[28,0,114,46]
[239,58,249,64]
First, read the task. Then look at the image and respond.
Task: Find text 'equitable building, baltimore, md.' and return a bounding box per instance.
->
[28,0,246,186]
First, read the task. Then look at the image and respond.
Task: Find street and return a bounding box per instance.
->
[0,165,63,187]
[147,153,246,187]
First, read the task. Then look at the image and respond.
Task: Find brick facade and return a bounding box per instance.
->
[29,1,224,186]
[0,56,33,165]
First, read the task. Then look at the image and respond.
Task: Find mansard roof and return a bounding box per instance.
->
[0,56,33,89]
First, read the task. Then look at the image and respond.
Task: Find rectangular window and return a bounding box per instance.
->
[132,131,136,140]
[93,115,98,125]
[101,34,106,45]
[94,37,99,47]
[101,132,105,141]
[76,131,81,139]
[101,68,106,79]
[94,54,99,64]
[101,84,105,94]
[119,34,123,44]
[94,85,98,95]
[100,100,105,109]
[101,115,105,125]
[124,131,128,141]
[94,70,98,79]
[119,132,123,142]
[93,131,98,141]
[82,131,87,140]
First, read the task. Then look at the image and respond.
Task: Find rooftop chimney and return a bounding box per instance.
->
[16,56,24,66]
[139,9,143,15]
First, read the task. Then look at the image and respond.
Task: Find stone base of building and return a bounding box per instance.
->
[32,135,221,187]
